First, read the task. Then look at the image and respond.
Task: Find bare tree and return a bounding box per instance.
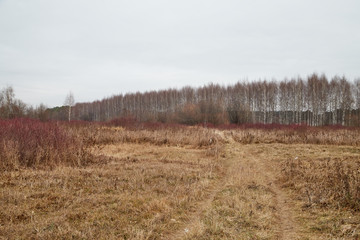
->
[354,79,360,125]
[339,76,353,126]
[0,86,27,119]
[64,92,75,122]
[50,74,360,126]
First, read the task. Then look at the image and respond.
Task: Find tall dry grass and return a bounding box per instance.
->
[229,127,360,145]
[0,119,222,171]
[280,156,360,210]
[0,140,224,239]
[80,125,221,148]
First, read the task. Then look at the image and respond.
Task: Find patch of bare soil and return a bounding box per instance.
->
[272,180,298,239]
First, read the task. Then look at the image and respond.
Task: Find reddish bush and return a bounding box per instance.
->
[0,118,90,171]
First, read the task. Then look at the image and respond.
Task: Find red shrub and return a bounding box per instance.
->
[0,118,90,170]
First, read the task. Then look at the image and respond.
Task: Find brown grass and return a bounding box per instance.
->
[263,143,360,239]
[0,139,225,239]
[1,126,360,239]
[81,126,222,148]
[181,143,280,240]
[229,128,360,145]
[281,156,360,210]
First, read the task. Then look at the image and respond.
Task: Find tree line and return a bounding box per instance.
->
[47,73,360,126]
[0,87,76,121]
[0,86,48,120]
[2,73,360,126]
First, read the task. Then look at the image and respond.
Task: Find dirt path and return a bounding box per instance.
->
[222,132,299,239]
[244,143,298,239]
[244,143,300,240]
[169,133,300,239]
[169,148,234,239]
[169,177,226,240]
[272,185,298,239]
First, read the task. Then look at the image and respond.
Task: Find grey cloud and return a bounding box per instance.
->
[0,0,359,106]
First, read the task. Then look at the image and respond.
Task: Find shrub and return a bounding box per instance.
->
[0,119,91,171]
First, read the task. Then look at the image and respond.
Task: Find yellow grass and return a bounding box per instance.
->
[0,140,224,239]
[1,127,359,239]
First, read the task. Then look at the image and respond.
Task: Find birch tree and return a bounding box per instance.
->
[64,92,75,122]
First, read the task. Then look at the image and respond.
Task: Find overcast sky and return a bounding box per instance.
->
[1,0,359,107]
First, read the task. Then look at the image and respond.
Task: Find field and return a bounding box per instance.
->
[1,120,360,239]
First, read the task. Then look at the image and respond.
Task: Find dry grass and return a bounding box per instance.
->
[182,143,280,240]
[179,140,360,240]
[257,143,360,239]
[0,141,224,239]
[1,126,360,239]
[277,145,360,239]
[229,128,360,145]
[81,126,221,148]
[281,156,360,210]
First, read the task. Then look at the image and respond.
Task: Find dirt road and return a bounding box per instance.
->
[170,138,302,239]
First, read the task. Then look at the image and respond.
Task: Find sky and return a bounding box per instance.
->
[1,0,360,107]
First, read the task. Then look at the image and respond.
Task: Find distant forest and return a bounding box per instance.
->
[44,73,359,126]
[2,73,360,126]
